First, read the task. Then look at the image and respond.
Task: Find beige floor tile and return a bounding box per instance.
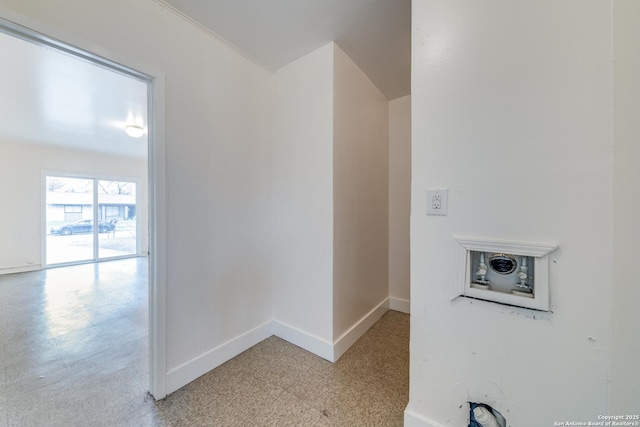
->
[286,365,350,412]
[387,398,409,426]
[190,357,253,392]
[158,387,254,427]
[155,386,207,422]
[0,259,409,427]
[212,372,286,421]
[321,393,396,427]
[256,336,332,371]
[236,341,314,390]
[315,413,335,426]
[252,390,323,426]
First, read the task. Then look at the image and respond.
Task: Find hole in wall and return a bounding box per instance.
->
[469,402,506,427]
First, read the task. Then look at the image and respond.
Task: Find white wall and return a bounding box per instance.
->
[272,43,392,360]
[333,45,389,340]
[2,0,405,399]
[0,0,274,395]
[611,0,640,414]
[272,43,335,346]
[0,139,147,273]
[388,95,411,310]
[408,1,614,425]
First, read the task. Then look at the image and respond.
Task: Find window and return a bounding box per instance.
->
[46,175,139,265]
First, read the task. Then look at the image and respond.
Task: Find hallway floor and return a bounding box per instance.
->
[0,258,408,426]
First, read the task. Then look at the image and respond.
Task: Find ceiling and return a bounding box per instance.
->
[162,0,411,100]
[0,30,148,159]
[0,1,409,159]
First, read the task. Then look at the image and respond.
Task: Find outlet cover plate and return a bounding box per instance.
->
[427,188,448,215]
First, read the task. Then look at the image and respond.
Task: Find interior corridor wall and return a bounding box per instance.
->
[0,0,274,395]
[272,43,335,346]
[611,0,640,414]
[408,1,613,425]
[388,95,411,311]
[333,45,389,341]
[272,43,392,360]
[0,139,148,273]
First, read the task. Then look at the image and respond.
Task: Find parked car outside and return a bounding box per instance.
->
[50,219,116,235]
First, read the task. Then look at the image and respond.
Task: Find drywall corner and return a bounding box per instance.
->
[389,94,411,305]
[272,42,335,343]
[332,44,389,341]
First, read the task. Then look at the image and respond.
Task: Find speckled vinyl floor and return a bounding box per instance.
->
[0,258,409,426]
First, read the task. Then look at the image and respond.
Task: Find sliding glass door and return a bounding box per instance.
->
[46,175,138,266]
[97,180,137,258]
[46,176,95,264]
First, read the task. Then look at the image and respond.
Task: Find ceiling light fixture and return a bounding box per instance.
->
[125,124,145,138]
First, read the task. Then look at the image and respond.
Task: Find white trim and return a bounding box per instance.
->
[152,0,272,73]
[389,297,411,314]
[147,73,167,399]
[274,297,391,363]
[0,264,41,275]
[165,321,273,395]
[272,320,334,362]
[333,298,390,361]
[453,236,557,312]
[166,300,394,393]
[455,236,557,258]
[404,407,445,427]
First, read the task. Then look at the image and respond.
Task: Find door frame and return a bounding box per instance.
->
[0,17,168,398]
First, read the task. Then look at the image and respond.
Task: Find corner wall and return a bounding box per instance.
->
[388,95,411,313]
[408,1,613,425]
[272,43,392,361]
[272,43,335,354]
[333,45,389,347]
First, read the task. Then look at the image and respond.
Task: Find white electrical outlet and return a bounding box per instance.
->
[427,188,448,215]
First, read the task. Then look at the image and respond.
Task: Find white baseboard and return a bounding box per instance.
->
[165,297,400,394]
[165,320,273,395]
[0,264,41,275]
[332,298,389,361]
[389,297,410,314]
[404,408,445,427]
[272,320,334,362]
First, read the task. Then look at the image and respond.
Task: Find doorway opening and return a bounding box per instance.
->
[0,17,165,398]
